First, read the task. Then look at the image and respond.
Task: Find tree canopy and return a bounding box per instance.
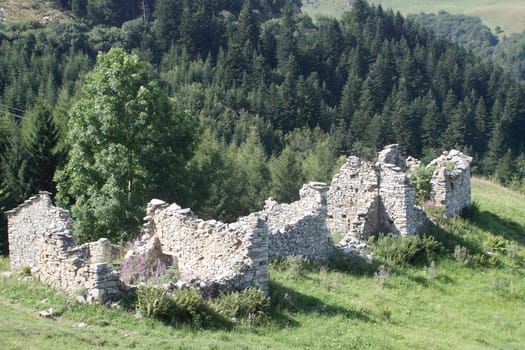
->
[55,48,198,242]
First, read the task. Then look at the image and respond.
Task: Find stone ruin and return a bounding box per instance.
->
[5,192,121,303]
[130,182,334,296]
[138,199,269,295]
[327,145,472,243]
[5,146,472,302]
[263,182,334,260]
[429,150,473,217]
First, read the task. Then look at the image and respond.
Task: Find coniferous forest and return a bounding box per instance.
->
[2,0,525,251]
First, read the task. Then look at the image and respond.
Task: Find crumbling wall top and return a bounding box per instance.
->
[377,144,407,171]
[428,149,473,178]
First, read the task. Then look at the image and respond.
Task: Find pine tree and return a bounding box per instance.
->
[270,146,304,203]
[20,100,59,194]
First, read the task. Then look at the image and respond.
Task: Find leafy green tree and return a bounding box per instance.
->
[55,48,198,242]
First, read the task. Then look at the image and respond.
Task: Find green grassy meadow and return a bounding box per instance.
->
[1,177,524,349]
[302,0,525,34]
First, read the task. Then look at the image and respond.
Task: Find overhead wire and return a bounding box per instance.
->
[0,103,26,120]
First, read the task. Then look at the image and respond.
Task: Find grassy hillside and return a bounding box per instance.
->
[1,178,524,349]
[302,0,525,34]
[0,0,67,24]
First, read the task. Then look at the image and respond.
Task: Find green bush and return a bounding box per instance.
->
[214,288,270,321]
[171,289,209,324]
[472,253,500,267]
[371,234,442,267]
[136,286,211,326]
[485,236,508,253]
[410,165,436,205]
[136,286,174,320]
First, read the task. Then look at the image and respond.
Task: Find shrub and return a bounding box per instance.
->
[135,286,174,320]
[214,288,270,321]
[171,289,209,324]
[371,234,442,267]
[472,253,500,267]
[410,165,436,205]
[485,236,508,253]
[136,286,210,325]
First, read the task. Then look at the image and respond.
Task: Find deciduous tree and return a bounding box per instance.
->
[55,48,198,242]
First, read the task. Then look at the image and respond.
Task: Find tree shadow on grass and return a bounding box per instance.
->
[426,221,483,256]
[469,209,525,246]
[267,280,373,328]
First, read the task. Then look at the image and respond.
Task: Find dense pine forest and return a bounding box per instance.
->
[410,11,525,82]
[2,0,525,251]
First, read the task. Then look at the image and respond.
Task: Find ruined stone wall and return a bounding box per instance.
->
[6,192,72,268]
[327,144,460,241]
[143,201,269,293]
[429,150,473,217]
[6,193,121,303]
[34,228,121,302]
[377,145,418,236]
[263,182,334,260]
[327,157,380,240]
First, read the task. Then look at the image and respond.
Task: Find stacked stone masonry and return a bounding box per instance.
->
[141,200,269,294]
[429,150,473,217]
[328,145,472,242]
[6,147,472,300]
[6,192,121,303]
[263,182,334,260]
[377,146,418,237]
